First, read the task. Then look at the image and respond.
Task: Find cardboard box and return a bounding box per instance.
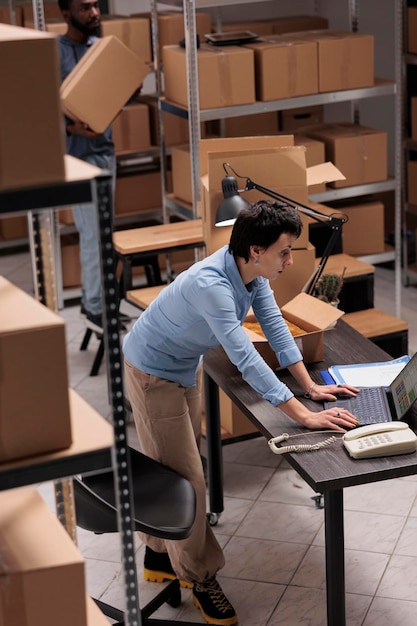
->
[172,136,295,207]
[0,215,28,240]
[163,43,255,109]
[331,200,385,256]
[0,5,23,25]
[286,29,374,92]
[207,111,279,138]
[132,10,211,59]
[408,7,417,54]
[293,134,326,193]
[408,160,417,206]
[0,277,72,462]
[200,137,344,255]
[0,487,87,626]
[280,105,324,131]
[115,170,163,215]
[112,102,151,153]
[244,292,343,367]
[19,1,62,25]
[25,18,67,35]
[272,15,329,34]
[0,24,66,190]
[138,93,206,146]
[244,34,318,101]
[60,35,150,133]
[303,123,387,188]
[102,15,152,63]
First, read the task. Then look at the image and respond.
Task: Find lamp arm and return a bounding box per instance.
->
[243,177,345,296]
[245,178,333,223]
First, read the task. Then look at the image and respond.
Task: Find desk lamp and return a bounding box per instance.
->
[215,162,348,296]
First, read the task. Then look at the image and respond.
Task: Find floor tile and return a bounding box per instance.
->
[6,251,417,625]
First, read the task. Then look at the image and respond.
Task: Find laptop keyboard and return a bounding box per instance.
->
[325,388,391,425]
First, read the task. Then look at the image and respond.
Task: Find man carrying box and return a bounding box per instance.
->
[58,0,115,334]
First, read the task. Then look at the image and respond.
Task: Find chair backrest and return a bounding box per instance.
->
[73,447,196,540]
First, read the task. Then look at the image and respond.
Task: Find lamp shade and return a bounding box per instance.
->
[215,176,251,226]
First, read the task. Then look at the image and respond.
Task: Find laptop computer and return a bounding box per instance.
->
[324,351,417,425]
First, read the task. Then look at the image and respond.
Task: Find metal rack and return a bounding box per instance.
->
[0,165,141,625]
[151,0,404,317]
[403,1,417,286]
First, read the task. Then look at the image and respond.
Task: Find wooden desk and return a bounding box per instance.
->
[112,219,205,295]
[203,321,417,626]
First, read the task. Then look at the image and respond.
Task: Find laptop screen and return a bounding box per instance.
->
[391,352,417,419]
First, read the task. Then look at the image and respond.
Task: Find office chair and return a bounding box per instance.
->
[73,446,202,625]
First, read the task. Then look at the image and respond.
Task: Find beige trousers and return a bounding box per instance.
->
[124,358,225,584]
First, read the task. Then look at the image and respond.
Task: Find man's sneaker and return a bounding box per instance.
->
[80,305,87,320]
[193,577,238,625]
[143,546,192,589]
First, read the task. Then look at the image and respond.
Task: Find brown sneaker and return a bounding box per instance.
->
[143,546,192,589]
[193,577,238,625]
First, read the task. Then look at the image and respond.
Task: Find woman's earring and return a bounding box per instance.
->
[254,259,259,265]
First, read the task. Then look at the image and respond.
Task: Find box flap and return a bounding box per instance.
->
[281,292,344,331]
[306,162,346,186]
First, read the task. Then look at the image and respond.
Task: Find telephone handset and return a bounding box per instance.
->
[343,421,417,459]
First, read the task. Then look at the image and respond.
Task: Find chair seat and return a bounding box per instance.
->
[73,447,196,540]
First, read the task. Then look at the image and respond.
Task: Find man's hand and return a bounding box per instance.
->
[66,120,100,138]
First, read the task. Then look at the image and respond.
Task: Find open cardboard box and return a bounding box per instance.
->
[244,293,345,367]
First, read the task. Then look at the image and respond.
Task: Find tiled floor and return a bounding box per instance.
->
[4,249,417,625]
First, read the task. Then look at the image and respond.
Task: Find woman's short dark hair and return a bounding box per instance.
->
[228,199,302,262]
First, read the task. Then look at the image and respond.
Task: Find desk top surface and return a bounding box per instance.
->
[113,218,204,255]
[204,320,417,493]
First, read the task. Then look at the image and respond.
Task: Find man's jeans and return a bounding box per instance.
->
[72,153,116,316]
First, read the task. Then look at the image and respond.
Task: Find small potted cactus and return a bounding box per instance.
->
[313,269,346,306]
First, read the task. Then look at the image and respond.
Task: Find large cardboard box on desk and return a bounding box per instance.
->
[163,43,255,109]
[0,487,87,626]
[0,277,72,462]
[60,35,150,133]
[0,24,66,191]
[244,293,344,368]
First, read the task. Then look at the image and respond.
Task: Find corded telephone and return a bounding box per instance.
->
[343,421,417,459]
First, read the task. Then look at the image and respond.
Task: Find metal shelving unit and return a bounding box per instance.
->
[152,0,404,316]
[0,163,141,626]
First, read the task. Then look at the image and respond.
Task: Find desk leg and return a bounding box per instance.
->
[324,489,345,626]
[204,372,224,519]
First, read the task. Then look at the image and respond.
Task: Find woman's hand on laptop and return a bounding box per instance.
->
[307,382,359,402]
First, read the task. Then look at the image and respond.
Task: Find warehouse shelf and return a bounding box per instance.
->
[152,0,404,316]
[0,156,141,625]
[160,78,397,122]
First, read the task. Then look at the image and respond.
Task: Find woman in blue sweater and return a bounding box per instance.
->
[123,200,358,625]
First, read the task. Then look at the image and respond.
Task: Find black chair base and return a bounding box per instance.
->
[79,327,104,377]
[93,578,202,625]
